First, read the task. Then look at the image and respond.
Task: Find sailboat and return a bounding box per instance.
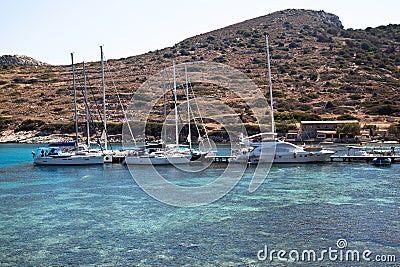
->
[32,54,104,165]
[97,46,131,163]
[231,35,335,164]
[174,63,211,162]
[124,62,192,165]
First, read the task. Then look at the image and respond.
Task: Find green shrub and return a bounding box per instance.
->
[180,49,190,56]
[335,123,361,136]
[337,114,358,120]
[213,56,227,63]
[317,35,333,43]
[15,119,45,132]
[13,77,29,84]
[0,115,13,131]
[275,122,297,134]
[38,72,56,80]
[388,123,400,137]
[274,111,321,122]
[366,104,399,116]
[349,94,362,100]
[206,36,215,42]
[163,53,175,58]
[252,57,263,64]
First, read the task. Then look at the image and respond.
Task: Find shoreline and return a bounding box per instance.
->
[0,130,123,144]
[1,129,399,146]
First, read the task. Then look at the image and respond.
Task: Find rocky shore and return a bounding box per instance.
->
[0,130,124,144]
[0,130,67,143]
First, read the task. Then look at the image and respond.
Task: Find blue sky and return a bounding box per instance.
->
[1,0,399,65]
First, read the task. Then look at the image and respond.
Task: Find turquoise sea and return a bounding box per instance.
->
[0,143,399,266]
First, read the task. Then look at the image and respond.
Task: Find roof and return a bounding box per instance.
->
[316,130,337,134]
[301,120,359,124]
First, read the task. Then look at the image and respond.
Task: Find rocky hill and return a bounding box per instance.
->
[0,9,399,140]
[0,55,47,66]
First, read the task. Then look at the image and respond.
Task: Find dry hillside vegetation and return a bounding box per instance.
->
[0,9,399,137]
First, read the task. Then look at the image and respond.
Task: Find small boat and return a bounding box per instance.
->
[371,157,391,166]
[346,146,370,156]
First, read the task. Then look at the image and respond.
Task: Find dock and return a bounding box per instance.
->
[206,155,236,163]
[109,154,400,164]
[329,155,400,163]
[213,155,400,164]
[112,155,126,163]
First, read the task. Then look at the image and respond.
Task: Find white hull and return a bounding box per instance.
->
[34,155,104,165]
[124,155,191,165]
[102,149,129,163]
[231,140,335,164]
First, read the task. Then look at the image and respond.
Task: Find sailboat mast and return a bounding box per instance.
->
[71,53,79,149]
[184,64,192,150]
[83,62,90,148]
[163,71,167,151]
[173,62,179,147]
[265,34,275,134]
[100,46,107,150]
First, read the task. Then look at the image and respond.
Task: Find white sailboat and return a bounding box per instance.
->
[177,64,211,162]
[124,62,192,165]
[231,35,335,164]
[32,54,104,165]
[98,46,130,163]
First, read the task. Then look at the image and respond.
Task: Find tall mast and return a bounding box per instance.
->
[184,64,192,150]
[173,61,179,147]
[83,62,90,148]
[71,53,79,149]
[163,71,167,151]
[266,34,275,134]
[100,46,107,150]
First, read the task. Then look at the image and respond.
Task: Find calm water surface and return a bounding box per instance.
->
[0,144,399,266]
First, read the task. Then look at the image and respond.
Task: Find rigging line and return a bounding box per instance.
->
[162,68,168,150]
[173,67,186,126]
[184,75,203,140]
[80,85,103,151]
[103,55,136,146]
[164,68,180,144]
[80,65,113,150]
[175,67,198,143]
[84,66,106,132]
[74,68,102,130]
[75,70,103,151]
[183,71,202,141]
[169,66,189,144]
[81,58,110,149]
[74,72,97,141]
[175,68,197,145]
[89,57,114,150]
[187,75,212,148]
